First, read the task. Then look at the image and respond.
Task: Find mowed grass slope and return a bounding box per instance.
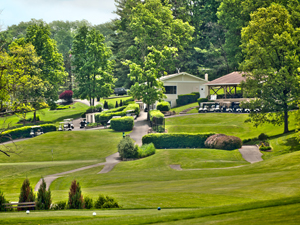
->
[0,130,123,163]
[0,102,89,128]
[1,111,300,224]
[166,112,297,139]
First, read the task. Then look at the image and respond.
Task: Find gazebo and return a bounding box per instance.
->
[205,71,246,99]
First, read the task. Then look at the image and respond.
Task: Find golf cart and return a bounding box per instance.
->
[58,118,74,131]
[80,119,87,129]
[30,126,44,137]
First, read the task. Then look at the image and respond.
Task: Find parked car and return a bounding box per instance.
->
[114,88,127,96]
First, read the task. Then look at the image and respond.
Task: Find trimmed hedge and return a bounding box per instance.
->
[142,133,214,149]
[149,110,164,122]
[197,98,209,106]
[1,124,56,143]
[95,104,139,124]
[176,93,199,106]
[156,101,171,112]
[110,116,134,131]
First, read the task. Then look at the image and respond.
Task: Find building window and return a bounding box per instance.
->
[164,86,177,94]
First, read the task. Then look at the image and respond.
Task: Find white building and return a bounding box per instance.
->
[160,72,209,107]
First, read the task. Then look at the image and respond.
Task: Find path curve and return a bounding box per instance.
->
[34,152,121,191]
[239,145,263,163]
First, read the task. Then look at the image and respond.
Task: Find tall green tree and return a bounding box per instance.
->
[240,4,300,134]
[25,22,67,102]
[124,0,193,120]
[72,26,115,106]
[36,178,52,210]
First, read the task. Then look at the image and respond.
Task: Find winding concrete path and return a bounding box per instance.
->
[129,111,149,146]
[34,152,121,191]
[239,145,263,163]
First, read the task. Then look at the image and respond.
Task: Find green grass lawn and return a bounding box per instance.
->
[99,96,132,106]
[166,112,297,140]
[0,130,124,163]
[171,102,198,114]
[1,110,300,224]
[0,102,89,128]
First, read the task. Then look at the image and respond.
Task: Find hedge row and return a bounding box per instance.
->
[149,110,164,122]
[110,116,134,131]
[176,92,200,106]
[156,101,170,112]
[142,133,214,149]
[197,98,209,106]
[95,103,139,124]
[1,124,57,143]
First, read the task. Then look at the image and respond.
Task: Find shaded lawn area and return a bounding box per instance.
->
[0,102,89,128]
[166,113,297,140]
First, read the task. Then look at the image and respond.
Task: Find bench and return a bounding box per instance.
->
[2,202,36,210]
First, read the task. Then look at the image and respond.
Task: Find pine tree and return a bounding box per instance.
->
[19,178,35,210]
[68,180,84,209]
[36,178,52,210]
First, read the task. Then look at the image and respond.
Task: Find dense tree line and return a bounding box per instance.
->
[2,0,299,89]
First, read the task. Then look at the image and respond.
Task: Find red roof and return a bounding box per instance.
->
[206,71,246,86]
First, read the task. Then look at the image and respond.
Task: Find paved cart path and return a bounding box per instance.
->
[129,111,149,146]
[34,152,121,191]
[239,145,263,163]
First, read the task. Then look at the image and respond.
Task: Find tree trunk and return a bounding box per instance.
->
[284,109,289,133]
[147,103,150,121]
[33,110,36,125]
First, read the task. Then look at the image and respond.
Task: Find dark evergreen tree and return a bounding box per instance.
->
[36,178,52,210]
[68,180,84,209]
[19,178,35,210]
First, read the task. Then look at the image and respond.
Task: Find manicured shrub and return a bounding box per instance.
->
[84,196,93,209]
[0,189,8,211]
[0,124,56,143]
[59,90,73,102]
[149,110,164,122]
[123,98,134,105]
[68,180,84,209]
[138,143,156,158]
[142,133,214,149]
[51,201,66,210]
[108,102,115,109]
[258,133,269,141]
[36,178,52,210]
[192,92,200,100]
[94,195,121,209]
[176,93,198,106]
[56,105,70,110]
[118,136,138,159]
[115,101,119,108]
[120,100,123,106]
[103,101,108,109]
[19,178,35,210]
[197,98,208,106]
[205,134,242,150]
[95,104,139,124]
[156,101,171,112]
[111,116,134,131]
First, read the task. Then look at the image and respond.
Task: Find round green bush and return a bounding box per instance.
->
[258,133,269,141]
[156,101,171,112]
[118,136,138,159]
